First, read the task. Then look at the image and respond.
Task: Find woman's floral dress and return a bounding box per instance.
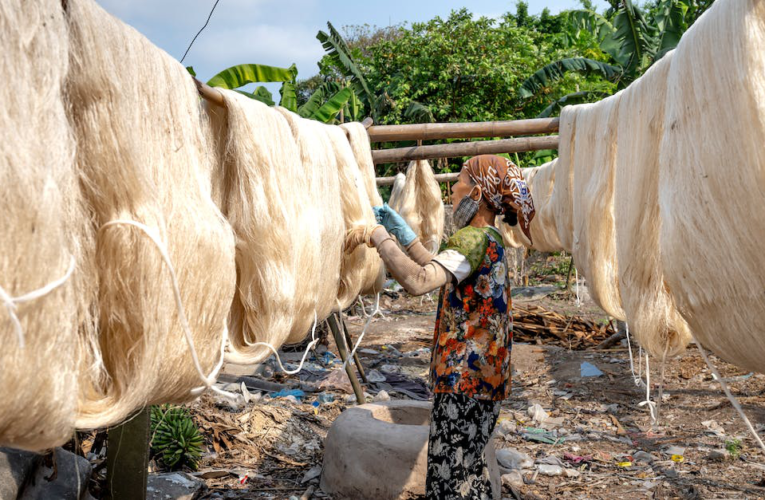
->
[431,225,512,401]
[426,225,511,500]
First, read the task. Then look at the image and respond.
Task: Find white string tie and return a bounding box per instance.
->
[1,255,76,348]
[574,268,581,308]
[693,335,765,455]
[250,312,320,375]
[342,293,380,370]
[100,220,235,398]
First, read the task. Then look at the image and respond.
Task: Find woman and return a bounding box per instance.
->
[348,155,535,499]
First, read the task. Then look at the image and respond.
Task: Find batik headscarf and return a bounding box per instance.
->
[463,154,536,242]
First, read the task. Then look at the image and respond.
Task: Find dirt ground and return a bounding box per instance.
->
[129,254,763,500]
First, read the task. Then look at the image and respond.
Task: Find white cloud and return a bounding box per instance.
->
[192,23,325,78]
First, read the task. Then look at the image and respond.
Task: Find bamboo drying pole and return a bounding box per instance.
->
[192,80,559,163]
[371,135,559,164]
[377,172,459,186]
[367,117,559,142]
[194,78,225,107]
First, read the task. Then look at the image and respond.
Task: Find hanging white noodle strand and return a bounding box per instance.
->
[574,269,581,308]
[342,293,380,370]
[637,353,657,424]
[693,336,765,455]
[250,313,320,376]
[100,220,233,397]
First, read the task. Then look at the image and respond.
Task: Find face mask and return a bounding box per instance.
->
[454,186,481,229]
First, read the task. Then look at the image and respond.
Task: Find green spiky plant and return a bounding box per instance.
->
[150,405,204,471]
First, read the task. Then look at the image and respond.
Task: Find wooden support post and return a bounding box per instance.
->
[106,408,150,500]
[367,117,559,142]
[327,314,365,404]
[341,319,369,384]
[371,135,559,164]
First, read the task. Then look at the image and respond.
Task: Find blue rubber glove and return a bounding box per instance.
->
[372,204,417,246]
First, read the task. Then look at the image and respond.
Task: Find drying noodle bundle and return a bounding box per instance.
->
[326,126,382,309]
[525,160,562,252]
[571,96,625,320]
[0,0,89,450]
[341,123,386,294]
[278,109,345,343]
[659,0,765,373]
[615,51,690,357]
[206,92,315,363]
[67,0,237,427]
[550,106,578,252]
[389,160,445,253]
[496,218,529,249]
[388,173,407,208]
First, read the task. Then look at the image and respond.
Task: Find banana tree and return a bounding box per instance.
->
[519,0,709,114]
[205,63,298,109]
[297,81,358,123]
[199,63,354,123]
[316,22,380,120]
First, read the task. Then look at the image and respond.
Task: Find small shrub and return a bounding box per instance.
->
[725,438,742,460]
[150,405,204,470]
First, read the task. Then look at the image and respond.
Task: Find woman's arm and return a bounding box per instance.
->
[370,228,451,296]
[404,238,436,267]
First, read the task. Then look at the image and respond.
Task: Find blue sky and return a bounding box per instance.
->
[97,0,609,84]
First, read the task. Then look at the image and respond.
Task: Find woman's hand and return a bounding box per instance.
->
[373,204,416,246]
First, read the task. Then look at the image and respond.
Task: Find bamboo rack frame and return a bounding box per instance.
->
[194,79,559,165]
[376,172,459,186]
[371,135,559,164]
[367,117,559,142]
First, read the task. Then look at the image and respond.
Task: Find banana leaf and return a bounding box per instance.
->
[519,58,622,98]
[207,63,297,89]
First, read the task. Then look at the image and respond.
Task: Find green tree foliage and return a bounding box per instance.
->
[520,0,716,109]
[356,7,599,125]
[313,5,610,171]
[200,61,353,123]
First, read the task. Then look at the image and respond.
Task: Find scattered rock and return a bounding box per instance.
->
[19,448,91,500]
[664,445,686,457]
[496,448,534,470]
[564,468,580,478]
[147,472,207,500]
[707,449,727,461]
[537,464,564,476]
[373,390,391,402]
[633,451,656,463]
[536,456,565,467]
[511,286,557,300]
[0,448,39,500]
[496,419,517,438]
[301,465,322,484]
[701,420,726,437]
[501,470,524,489]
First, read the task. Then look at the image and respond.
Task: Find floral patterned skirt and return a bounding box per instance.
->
[426,393,500,499]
